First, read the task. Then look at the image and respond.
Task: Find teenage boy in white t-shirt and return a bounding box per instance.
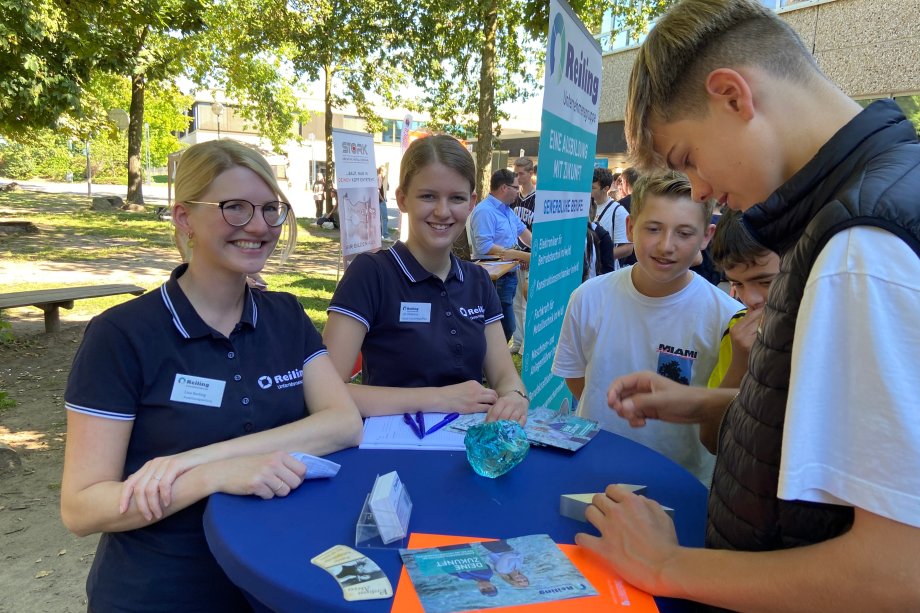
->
[553,171,742,483]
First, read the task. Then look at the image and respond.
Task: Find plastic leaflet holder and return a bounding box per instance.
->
[356,471,412,549]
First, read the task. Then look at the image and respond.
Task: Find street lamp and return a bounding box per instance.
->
[308,132,316,184]
[211,102,225,139]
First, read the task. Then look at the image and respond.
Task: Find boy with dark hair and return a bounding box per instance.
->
[592,167,631,270]
[580,0,920,609]
[702,209,780,451]
[553,171,741,483]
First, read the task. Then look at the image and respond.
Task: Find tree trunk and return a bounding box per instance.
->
[475,0,499,201]
[324,62,334,215]
[126,73,145,204]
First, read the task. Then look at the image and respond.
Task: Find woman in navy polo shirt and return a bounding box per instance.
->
[323,135,528,423]
[60,140,363,612]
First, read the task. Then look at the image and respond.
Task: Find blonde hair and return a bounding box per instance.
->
[512,157,534,173]
[625,0,822,171]
[631,170,714,227]
[173,139,297,261]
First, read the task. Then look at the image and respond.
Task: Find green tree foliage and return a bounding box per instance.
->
[197,0,406,209]
[0,0,96,134]
[0,130,82,181]
[1,72,190,182]
[400,0,672,198]
[84,0,207,203]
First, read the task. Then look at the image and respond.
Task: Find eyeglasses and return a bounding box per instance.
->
[186,199,290,227]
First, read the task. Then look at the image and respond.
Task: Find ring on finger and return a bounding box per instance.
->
[152,475,163,481]
[271,482,284,492]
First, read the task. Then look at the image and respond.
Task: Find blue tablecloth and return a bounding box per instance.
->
[204,430,707,612]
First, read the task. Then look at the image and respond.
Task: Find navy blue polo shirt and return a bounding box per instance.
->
[328,241,503,388]
[64,264,326,612]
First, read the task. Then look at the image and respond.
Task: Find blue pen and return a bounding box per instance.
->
[403,413,424,439]
[425,412,460,436]
[415,411,425,437]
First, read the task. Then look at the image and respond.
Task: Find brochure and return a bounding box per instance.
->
[399,534,598,612]
[451,408,600,451]
[393,533,659,612]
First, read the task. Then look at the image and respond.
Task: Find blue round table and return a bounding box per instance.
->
[204,430,707,612]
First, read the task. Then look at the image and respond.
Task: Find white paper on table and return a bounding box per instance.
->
[288,452,341,478]
[359,413,467,451]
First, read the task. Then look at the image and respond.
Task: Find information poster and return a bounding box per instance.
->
[522,0,602,412]
[332,128,380,257]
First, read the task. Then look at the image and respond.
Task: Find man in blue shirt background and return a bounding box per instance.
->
[468,168,532,342]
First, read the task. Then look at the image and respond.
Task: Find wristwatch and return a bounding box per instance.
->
[505,389,529,401]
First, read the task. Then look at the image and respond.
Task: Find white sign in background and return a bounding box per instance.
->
[332,128,381,257]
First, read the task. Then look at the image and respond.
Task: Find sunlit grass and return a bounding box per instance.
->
[261,271,338,331]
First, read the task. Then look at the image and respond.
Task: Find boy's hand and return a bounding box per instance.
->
[575,484,680,594]
[729,306,763,359]
[607,371,702,427]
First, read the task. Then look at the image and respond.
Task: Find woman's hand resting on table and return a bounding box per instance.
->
[485,391,528,426]
[437,380,499,414]
[119,448,210,518]
[120,450,306,521]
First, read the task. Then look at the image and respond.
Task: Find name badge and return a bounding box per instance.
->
[399,302,431,323]
[170,374,226,408]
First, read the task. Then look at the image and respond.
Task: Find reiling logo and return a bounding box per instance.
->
[549,13,566,84]
[548,11,600,104]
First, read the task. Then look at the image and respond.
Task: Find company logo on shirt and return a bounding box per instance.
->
[257,368,304,391]
[459,305,485,320]
[656,344,697,385]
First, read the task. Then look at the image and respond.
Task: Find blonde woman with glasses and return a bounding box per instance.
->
[61,139,362,612]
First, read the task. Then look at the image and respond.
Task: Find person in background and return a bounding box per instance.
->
[378,165,389,241]
[509,157,537,354]
[60,140,363,612]
[592,167,631,271]
[468,169,532,342]
[323,135,528,425]
[312,172,326,219]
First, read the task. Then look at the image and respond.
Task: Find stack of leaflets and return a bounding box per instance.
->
[399,534,597,612]
[450,408,600,451]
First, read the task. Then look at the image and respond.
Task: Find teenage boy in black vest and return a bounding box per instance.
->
[577,0,920,609]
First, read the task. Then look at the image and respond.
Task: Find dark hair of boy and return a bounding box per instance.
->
[620,167,639,190]
[710,209,772,271]
[592,167,613,190]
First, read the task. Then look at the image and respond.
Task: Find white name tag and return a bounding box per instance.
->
[170,374,226,408]
[399,302,431,323]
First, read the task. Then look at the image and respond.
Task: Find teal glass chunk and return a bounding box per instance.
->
[464,420,530,478]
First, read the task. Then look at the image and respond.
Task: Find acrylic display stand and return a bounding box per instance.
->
[355,472,412,550]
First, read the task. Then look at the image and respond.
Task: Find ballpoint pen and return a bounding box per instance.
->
[403,413,424,439]
[415,411,425,437]
[425,412,460,436]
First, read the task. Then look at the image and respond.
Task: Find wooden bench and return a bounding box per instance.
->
[0,284,146,333]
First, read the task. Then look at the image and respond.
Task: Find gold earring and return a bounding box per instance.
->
[187,232,194,249]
